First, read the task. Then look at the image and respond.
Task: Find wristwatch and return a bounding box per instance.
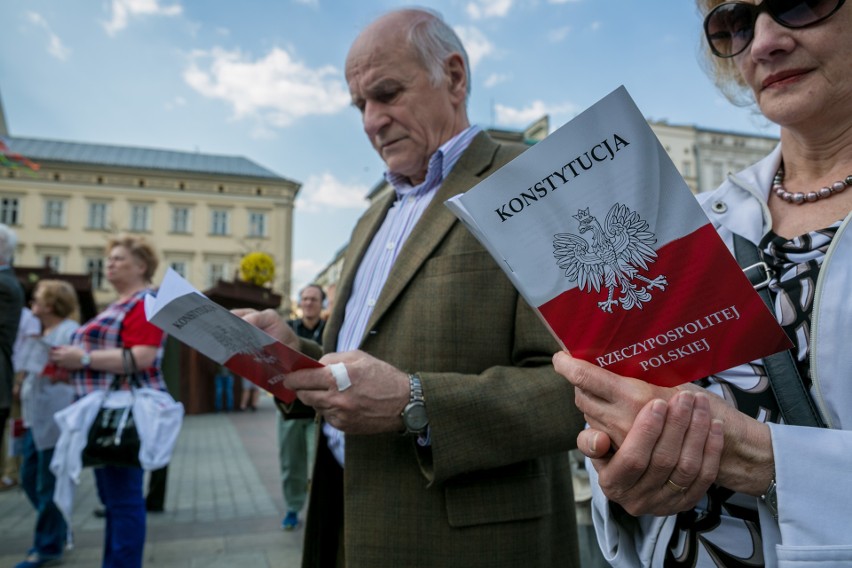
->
[401,373,428,435]
[80,351,92,369]
[761,477,778,520]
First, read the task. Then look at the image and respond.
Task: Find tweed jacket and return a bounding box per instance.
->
[302,132,584,568]
[0,266,24,410]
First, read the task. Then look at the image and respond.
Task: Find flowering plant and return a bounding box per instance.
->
[239,252,275,287]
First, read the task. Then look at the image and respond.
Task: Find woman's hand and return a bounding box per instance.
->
[554,351,725,516]
[50,345,86,370]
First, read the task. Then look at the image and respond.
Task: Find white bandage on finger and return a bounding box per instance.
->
[329,362,352,392]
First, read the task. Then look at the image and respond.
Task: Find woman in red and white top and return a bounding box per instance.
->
[52,235,165,568]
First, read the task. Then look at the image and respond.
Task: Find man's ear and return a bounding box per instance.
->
[445,53,467,104]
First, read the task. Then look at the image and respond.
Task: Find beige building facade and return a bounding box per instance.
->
[650,120,778,194]
[1,134,300,308]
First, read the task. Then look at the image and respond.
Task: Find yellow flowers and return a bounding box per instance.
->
[239,252,275,287]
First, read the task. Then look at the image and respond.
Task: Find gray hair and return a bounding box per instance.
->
[0,224,17,265]
[405,9,472,99]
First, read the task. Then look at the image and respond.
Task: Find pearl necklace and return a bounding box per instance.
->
[773,164,852,205]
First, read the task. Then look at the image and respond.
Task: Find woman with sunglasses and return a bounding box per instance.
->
[554,0,852,565]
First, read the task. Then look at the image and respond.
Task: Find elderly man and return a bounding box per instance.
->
[0,224,24,448]
[244,8,583,568]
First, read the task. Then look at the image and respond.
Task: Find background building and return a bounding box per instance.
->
[1,91,300,414]
[0,92,300,309]
[650,120,778,194]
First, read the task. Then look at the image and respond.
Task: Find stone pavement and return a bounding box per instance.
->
[0,394,304,567]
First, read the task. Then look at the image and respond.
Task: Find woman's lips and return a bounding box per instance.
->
[762,69,810,90]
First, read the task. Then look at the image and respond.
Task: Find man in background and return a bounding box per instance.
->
[277,284,325,531]
[0,224,24,451]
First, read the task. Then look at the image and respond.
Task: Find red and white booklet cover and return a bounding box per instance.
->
[446,86,791,387]
[144,269,322,402]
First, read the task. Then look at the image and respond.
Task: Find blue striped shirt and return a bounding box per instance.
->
[325,125,481,466]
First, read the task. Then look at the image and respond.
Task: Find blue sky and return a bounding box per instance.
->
[0,0,779,297]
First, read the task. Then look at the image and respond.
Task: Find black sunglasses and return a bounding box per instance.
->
[704,0,847,57]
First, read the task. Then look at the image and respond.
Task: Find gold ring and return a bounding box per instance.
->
[665,479,688,494]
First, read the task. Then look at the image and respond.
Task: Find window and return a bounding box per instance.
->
[210,209,230,236]
[207,262,229,287]
[44,199,66,228]
[169,261,187,278]
[42,254,62,272]
[248,211,267,238]
[171,207,190,233]
[86,257,106,290]
[682,161,692,177]
[130,204,150,232]
[0,197,19,225]
[88,202,108,230]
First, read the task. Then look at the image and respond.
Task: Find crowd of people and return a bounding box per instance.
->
[4,0,852,566]
[1,232,174,568]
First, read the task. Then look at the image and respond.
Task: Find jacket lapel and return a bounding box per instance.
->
[361,132,500,339]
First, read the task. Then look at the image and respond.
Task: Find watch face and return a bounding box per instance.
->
[403,403,428,431]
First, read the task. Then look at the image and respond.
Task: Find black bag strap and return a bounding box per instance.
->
[107,348,142,391]
[732,233,826,428]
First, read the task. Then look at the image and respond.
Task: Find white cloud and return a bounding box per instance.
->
[548,0,583,4]
[26,12,70,61]
[103,0,183,36]
[293,0,319,6]
[466,0,513,19]
[183,47,350,128]
[548,25,572,43]
[295,172,370,213]
[494,100,579,127]
[163,96,186,110]
[453,26,494,69]
[483,73,509,88]
[589,21,602,32]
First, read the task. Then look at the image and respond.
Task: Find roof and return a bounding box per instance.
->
[2,135,291,182]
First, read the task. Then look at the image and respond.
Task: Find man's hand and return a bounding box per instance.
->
[233,308,299,350]
[283,350,410,435]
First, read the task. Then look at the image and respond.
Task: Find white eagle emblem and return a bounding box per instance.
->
[553,203,668,313]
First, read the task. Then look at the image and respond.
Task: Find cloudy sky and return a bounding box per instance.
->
[0,0,779,297]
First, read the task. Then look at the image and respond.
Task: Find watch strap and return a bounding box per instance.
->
[401,373,428,434]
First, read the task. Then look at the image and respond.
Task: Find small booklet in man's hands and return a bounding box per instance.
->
[144,269,322,402]
[445,86,791,387]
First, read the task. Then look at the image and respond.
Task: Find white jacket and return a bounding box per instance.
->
[589,145,852,567]
[50,387,184,524]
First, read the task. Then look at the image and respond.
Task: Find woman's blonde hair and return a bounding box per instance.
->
[35,279,80,321]
[695,0,754,106]
[106,235,159,282]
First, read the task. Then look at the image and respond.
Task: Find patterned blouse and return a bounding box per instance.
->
[662,221,839,567]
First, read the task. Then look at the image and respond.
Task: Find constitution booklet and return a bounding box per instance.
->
[445,86,791,387]
[144,269,322,402]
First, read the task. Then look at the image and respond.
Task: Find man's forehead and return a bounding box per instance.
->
[346,39,415,83]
